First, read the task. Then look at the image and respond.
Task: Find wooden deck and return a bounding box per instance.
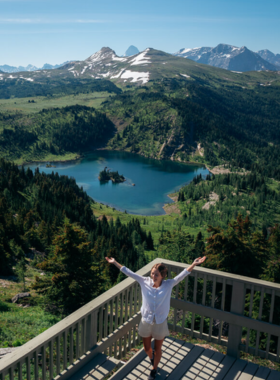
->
[108,337,280,380]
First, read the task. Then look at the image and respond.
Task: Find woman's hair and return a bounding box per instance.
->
[151,263,168,279]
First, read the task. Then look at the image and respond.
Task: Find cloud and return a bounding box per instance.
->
[0,18,106,24]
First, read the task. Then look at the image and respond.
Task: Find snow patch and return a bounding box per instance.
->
[129,49,151,66]
[81,66,88,74]
[119,70,150,84]
[68,66,75,71]
[180,73,190,78]
[231,71,243,74]
[8,75,17,79]
[98,72,111,77]
[20,77,34,82]
[112,56,127,62]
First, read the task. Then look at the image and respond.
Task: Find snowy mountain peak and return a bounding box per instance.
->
[173,44,278,72]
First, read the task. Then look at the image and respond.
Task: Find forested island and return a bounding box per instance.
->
[98,167,125,183]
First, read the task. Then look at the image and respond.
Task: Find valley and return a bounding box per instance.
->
[0,46,280,360]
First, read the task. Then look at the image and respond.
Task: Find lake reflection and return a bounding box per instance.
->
[28,151,209,215]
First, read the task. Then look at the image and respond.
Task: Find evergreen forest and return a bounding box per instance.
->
[0,65,280,359]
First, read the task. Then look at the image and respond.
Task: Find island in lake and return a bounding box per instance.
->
[98,167,125,183]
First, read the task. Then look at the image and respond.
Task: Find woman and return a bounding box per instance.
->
[105,256,206,380]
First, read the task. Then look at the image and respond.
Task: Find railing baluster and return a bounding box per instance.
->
[181,275,189,334]
[99,307,103,341]
[218,278,226,344]
[246,285,254,352]
[200,274,207,337]
[104,304,108,339]
[69,327,73,364]
[49,340,53,380]
[81,319,85,354]
[104,303,109,355]
[56,335,60,376]
[173,268,180,331]
[34,350,39,380]
[41,345,46,380]
[18,362,22,380]
[109,299,114,356]
[120,291,124,326]
[75,322,79,359]
[63,330,67,370]
[191,272,198,336]
[115,294,119,328]
[208,277,216,341]
[129,286,133,317]
[133,284,137,315]
[9,366,14,380]
[125,289,128,322]
[266,289,275,358]
[114,295,118,358]
[26,356,31,380]
[255,287,265,356]
[138,283,142,312]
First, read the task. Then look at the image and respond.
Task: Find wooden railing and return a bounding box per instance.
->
[0,258,280,380]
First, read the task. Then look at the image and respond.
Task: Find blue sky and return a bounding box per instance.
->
[1,0,279,67]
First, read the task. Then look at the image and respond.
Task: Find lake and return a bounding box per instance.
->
[28,151,209,215]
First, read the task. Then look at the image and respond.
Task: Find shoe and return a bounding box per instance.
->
[148,368,158,380]
[150,349,154,367]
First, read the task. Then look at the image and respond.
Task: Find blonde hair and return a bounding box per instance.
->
[151,263,168,279]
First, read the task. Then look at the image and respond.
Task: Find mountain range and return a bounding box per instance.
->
[173,44,280,72]
[0,46,279,91]
[0,62,70,74]
[1,44,279,75]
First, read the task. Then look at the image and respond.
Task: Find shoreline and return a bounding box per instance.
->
[20,154,85,167]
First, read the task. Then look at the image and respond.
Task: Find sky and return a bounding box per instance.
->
[0,0,279,67]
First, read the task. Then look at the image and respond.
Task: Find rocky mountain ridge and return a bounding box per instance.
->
[174,44,279,72]
[0,46,279,88]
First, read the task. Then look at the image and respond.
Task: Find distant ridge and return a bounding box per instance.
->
[0,61,70,73]
[256,49,280,67]
[174,44,279,72]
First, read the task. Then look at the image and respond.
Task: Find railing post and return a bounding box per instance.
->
[86,310,97,351]
[227,280,245,358]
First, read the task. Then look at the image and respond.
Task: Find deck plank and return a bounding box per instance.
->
[201,351,225,380]
[157,339,193,379]
[167,345,205,379]
[238,362,259,380]
[208,355,236,380]
[252,366,271,380]
[107,338,277,380]
[69,353,119,380]
[223,359,249,380]
[266,370,280,380]
[180,348,215,380]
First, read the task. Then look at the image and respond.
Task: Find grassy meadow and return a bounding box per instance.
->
[0,91,112,114]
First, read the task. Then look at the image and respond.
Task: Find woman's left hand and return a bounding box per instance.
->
[193,256,206,266]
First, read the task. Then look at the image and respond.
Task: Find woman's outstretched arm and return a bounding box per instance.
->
[187,256,206,272]
[105,257,145,284]
[171,256,206,287]
[105,257,123,269]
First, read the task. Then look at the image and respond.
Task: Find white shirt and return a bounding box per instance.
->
[120,266,191,324]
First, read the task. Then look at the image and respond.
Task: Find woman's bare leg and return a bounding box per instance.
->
[153,338,164,369]
[142,337,153,360]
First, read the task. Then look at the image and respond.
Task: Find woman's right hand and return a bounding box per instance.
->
[105,257,115,264]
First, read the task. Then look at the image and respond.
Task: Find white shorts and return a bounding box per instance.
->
[138,317,169,340]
